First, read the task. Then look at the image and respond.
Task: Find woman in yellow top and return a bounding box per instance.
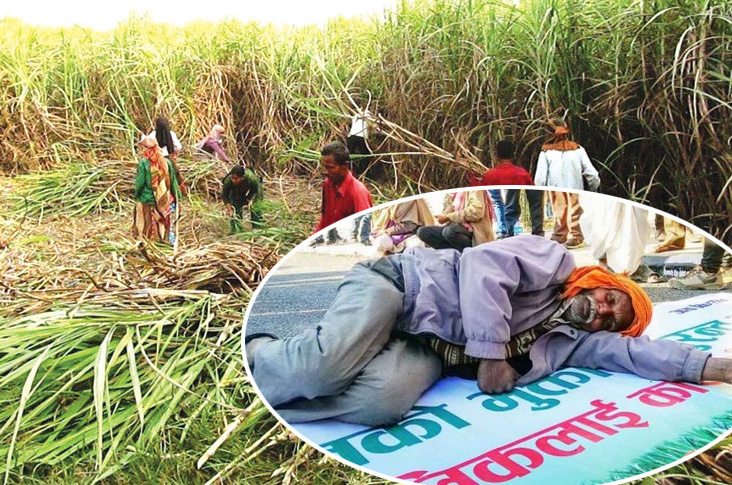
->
[416,190,494,251]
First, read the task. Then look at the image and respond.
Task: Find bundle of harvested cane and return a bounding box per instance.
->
[128,239,279,293]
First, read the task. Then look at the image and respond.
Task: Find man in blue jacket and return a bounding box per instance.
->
[245,236,732,426]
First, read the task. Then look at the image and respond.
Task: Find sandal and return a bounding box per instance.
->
[631,265,664,283]
[653,242,685,253]
[646,272,664,284]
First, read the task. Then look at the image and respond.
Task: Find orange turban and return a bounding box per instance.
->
[560,266,653,337]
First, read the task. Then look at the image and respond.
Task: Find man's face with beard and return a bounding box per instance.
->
[564,288,634,333]
[321,155,350,186]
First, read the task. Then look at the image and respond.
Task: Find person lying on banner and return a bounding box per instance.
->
[245,236,732,426]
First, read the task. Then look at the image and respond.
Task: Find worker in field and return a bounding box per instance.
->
[222,165,264,233]
[143,117,186,243]
[310,141,373,246]
[132,135,182,243]
[197,124,233,164]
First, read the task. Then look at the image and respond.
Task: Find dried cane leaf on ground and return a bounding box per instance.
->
[0,171,325,483]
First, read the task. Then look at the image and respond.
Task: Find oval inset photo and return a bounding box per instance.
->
[243,188,732,485]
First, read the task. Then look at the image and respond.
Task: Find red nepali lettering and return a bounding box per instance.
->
[398,468,481,485]
[472,446,544,482]
[405,401,646,483]
[627,382,708,407]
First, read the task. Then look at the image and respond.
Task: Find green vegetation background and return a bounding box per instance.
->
[1,0,729,237]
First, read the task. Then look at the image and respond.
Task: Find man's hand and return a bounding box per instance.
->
[436,214,450,224]
[477,359,517,394]
[701,358,732,383]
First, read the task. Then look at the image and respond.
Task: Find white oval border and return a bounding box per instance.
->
[241,184,732,485]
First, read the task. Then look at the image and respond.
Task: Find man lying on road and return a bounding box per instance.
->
[245,236,732,426]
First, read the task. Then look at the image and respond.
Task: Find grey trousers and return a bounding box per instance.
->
[252,258,443,426]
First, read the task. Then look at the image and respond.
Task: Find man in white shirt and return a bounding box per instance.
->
[534,119,600,249]
[346,107,376,244]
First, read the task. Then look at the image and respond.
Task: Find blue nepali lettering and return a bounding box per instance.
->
[320,404,470,466]
[467,368,610,412]
[671,298,728,315]
[662,320,731,351]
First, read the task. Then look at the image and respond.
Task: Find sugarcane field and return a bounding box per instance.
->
[1,0,731,484]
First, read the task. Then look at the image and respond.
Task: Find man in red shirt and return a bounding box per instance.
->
[480,139,544,237]
[312,141,373,244]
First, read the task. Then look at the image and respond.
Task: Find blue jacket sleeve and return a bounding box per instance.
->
[566,331,710,383]
[459,237,576,359]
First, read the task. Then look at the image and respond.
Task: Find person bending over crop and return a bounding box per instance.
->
[198,124,232,164]
[222,165,263,232]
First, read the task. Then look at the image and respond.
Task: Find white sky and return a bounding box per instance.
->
[0,0,401,30]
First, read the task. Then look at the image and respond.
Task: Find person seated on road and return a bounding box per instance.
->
[222,165,263,233]
[197,124,233,164]
[245,236,732,427]
[371,199,434,255]
[654,218,687,253]
[416,190,494,252]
